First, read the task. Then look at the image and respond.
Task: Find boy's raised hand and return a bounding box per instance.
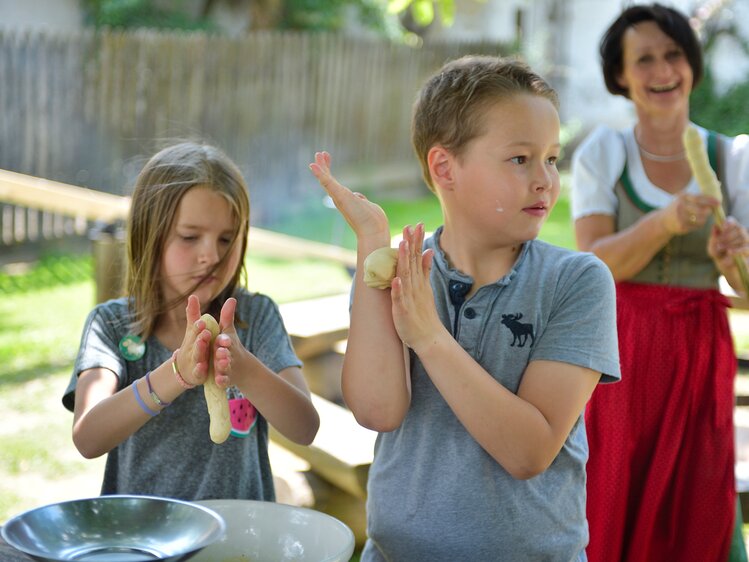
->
[391,223,440,352]
[309,151,390,242]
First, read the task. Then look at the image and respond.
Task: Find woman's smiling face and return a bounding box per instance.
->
[617,20,693,116]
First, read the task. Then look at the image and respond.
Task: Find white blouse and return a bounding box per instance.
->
[570,124,749,224]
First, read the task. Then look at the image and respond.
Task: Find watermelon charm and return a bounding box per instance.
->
[229,397,257,438]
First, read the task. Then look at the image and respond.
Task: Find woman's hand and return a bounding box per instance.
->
[174,295,215,386]
[708,217,749,274]
[390,223,441,352]
[660,193,719,235]
[309,151,390,243]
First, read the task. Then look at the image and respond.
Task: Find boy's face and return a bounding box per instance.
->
[160,184,242,308]
[446,94,561,245]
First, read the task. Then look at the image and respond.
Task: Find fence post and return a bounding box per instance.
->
[89,223,126,304]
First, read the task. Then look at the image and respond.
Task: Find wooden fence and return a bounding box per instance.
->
[0,28,507,257]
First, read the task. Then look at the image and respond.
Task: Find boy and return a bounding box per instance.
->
[310,55,619,561]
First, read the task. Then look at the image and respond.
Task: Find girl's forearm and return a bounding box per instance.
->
[73,366,176,458]
[232,356,319,445]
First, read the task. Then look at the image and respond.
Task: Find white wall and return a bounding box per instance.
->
[560,0,635,130]
[0,0,82,32]
[706,0,749,94]
[427,0,525,42]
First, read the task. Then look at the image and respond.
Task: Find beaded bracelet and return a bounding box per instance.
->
[172,349,196,389]
[145,371,171,407]
[132,380,159,417]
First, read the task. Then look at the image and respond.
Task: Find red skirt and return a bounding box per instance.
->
[586,282,736,562]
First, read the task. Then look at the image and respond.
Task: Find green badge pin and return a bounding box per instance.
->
[119,335,146,361]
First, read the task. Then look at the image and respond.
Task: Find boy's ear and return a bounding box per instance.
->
[427,146,455,191]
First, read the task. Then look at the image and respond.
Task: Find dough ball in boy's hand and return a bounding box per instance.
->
[201,313,231,444]
[363,247,398,289]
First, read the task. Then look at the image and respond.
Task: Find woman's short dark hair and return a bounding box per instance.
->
[600,3,703,98]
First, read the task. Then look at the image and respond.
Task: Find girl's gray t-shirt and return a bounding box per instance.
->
[63,288,301,501]
[363,231,620,562]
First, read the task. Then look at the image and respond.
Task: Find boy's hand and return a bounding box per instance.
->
[175,295,214,386]
[309,151,390,243]
[391,223,441,351]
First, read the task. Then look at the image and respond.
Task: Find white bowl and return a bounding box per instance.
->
[192,499,354,562]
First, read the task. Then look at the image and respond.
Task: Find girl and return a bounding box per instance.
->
[63,141,319,501]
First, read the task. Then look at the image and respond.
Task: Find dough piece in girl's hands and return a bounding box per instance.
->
[363,247,398,289]
[201,313,231,444]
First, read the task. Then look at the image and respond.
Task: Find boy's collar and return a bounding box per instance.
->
[428,226,532,287]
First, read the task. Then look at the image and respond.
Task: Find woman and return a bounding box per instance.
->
[571,4,749,561]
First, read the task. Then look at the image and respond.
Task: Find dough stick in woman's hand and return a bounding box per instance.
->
[201,314,231,444]
[683,125,749,296]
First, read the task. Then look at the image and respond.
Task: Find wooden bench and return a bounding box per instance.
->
[279,293,351,361]
[270,393,376,500]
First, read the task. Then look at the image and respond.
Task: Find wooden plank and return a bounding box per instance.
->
[248,230,356,269]
[0,170,357,268]
[279,293,350,360]
[0,168,130,223]
[270,393,376,500]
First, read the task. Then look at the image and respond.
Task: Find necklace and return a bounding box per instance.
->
[635,130,686,163]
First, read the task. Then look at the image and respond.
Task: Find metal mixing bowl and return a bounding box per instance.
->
[1,495,225,562]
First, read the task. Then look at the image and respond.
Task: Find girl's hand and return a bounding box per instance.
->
[309,151,390,243]
[390,223,441,352]
[174,295,215,386]
[212,297,240,387]
[708,216,749,273]
[661,193,719,235]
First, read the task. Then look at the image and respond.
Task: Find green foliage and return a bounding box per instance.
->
[82,0,216,31]
[82,0,402,36]
[691,70,749,136]
[388,0,461,26]
[280,0,397,35]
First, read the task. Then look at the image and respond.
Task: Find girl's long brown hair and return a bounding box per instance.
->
[126,142,250,338]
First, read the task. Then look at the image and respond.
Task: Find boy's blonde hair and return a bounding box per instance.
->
[412,55,559,191]
[126,141,250,338]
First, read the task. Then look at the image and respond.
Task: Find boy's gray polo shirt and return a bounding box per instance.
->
[362,228,620,562]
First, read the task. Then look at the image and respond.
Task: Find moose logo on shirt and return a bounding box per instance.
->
[501,313,535,348]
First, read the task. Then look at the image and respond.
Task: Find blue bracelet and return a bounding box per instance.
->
[132,380,159,417]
